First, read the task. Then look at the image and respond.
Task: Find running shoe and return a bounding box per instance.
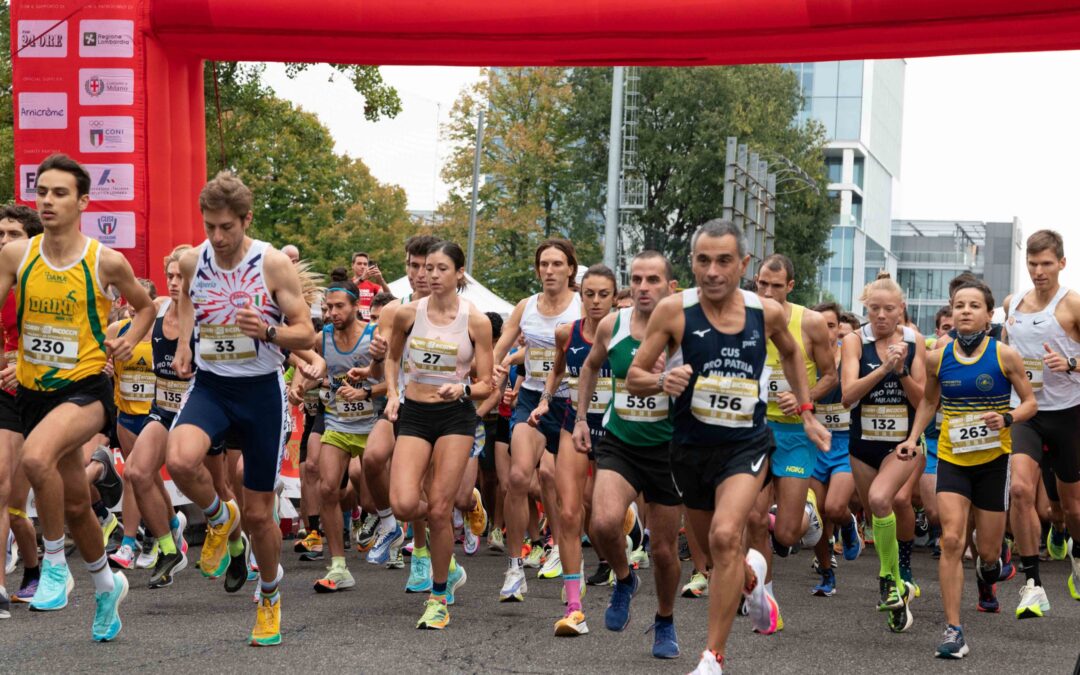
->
[91,446,123,509]
[500,562,527,602]
[935,624,969,659]
[386,549,405,569]
[174,511,189,557]
[91,571,128,642]
[149,550,187,589]
[745,549,779,635]
[689,651,724,675]
[812,568,836,597]
[801,490,823,548]
[587,561,614,586]
[914,508,929,547]
[1016,578,1050,618]
[108,543,137,570]
[976,574,999,613]
[15,576,39,603]
[314,565,355,593]
[29,560,74,611]
[355,513,378,551]
[416,598,449,630]
[406,553,433,593]
[841,514,863,561]
[251,596,282,646]
[368,524,404,566]
[523,541,544,569]
[678,530,691,562]
[299,535,325,561]
[604,570,639,631]
[294,529,320,553]
[101,513,119,549]
[877,576,905,611]
[1047,526,1069,561]
[225,533,250,593]
[1068,538,1080,601]
[463,527,479,556]
[999,559,1016,582]
[648,620,680,659]
[487,528,505,552]
[554,609,589,636]
[538,545,563,579]
[4,531,15,575]
[630,545,650,570]
[811,555,837,574]
[136,539,159,570]
[465,488,487,537]
[900,566,921,599]
[682,570,709,598]
[447,561,466,605]
[200,500,239,578]
[886,584,914,633]
[0,587,9,620]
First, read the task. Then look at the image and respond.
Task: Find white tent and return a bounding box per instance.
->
[387,273,515,318]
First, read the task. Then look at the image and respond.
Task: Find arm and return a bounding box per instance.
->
[382,304,415,419]
[99,248,154,364]
[493,299,527,366]
[898,337,927,407]
[765,300,830,452]
[840,332,899,408]
[437,310,494,402]
[571,313,616,453]
[240,249,315,351]
[529,323,572,426]
[897,349,942,460]
[172,250,198,378]
[805,311,838,402]
[290,348,327,382]
[627,295,687,397]
[990,344,1038,429]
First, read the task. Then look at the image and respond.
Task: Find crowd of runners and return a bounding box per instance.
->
[0,154,1078,674]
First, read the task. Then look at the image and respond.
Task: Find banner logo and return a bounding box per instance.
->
[18,92,67,130]
[79,69,134,106]
[78,21,134,58]
[79,117,135,153]
[17,21,67,58]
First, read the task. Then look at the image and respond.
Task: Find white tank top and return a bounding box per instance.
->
[520,292,582,395]
[1007,286,1080,410]
[190,240,284,378]
[406,296,474,388]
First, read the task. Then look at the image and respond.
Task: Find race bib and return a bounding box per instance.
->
[691,375,758,428]
[613,378,668,422]
[947,411,1000,454]
[119,370,155,402]
[935,409,944,428]
[408,336,458,376]
[22,322,78,369]
[767,371,791,403]
[860,404,908,442]
[155,377,189,413]
[303,387,322,415]
[335,396,374,421]
[568,376,613,415]
[199,324,256,363]
[1023,358,1044,392]
[815,402,850,430]
[527,346,557,381]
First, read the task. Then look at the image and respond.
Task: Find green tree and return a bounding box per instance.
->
[0,3,13,205]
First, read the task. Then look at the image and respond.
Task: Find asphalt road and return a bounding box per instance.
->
[1,538,1078,674]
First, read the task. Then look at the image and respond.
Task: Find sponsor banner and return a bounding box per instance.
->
[19,165,38,202]
[18,92,67,129]
[86,164,136,201]
[79,68,135,106]
[81,211,136,248]
[79,20,134,58]
[79,115,136,153]
[16,20,68,58]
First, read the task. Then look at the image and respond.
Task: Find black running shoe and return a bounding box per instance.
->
[149,550,187,589]
[224,533,250,593]
[91,446,123,509]
[587,561,613,586]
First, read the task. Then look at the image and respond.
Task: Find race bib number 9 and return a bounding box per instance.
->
[22,322,78,369]
[408,337,458,375]
[199,324,256,363]
[815,402,850,431]
[767,372,791,403]
[1023,358,1044,391]
[691,375,758,428]
[155,377,189,413]
[947,412,1000,454]
[860,404,908,442]
[527,347,557,381]
[119,371,155,402]
[613,378,668,422]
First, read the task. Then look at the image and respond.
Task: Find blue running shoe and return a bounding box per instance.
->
[406,553,433,593]
[446,561,467,606]
[841,514,862,561]
[649,619,680,659]
[367,525,404,566]
[29,560,74,612]
[812,568,836,597]
[92,571,129,642]
[604,570,639,631]
[935,624,969,659]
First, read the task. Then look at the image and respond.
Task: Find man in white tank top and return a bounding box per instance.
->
[1001,229,1080,618]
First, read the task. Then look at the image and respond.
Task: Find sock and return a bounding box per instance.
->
[564,573,582,612]
[228,537,245,557]
[872,513,902,589]
[977,557,1001,584]
[376,507,396,532]
[616,571,634,587]
[43,536,66,566]
[92,500,109,521]
[1020,555,1041,586]
[85,553,115,594]
[170,514,181,531]
[309,514,321,534]
[158,533,177,556]
[331,555,346,570]
[510,557,523,569]
[449,555,458,573]
[898,539,914,574]
[121,535,137,549]
[431,580,448,603]
[770,531,790,558]
[260,567,282,602]
[204,496,228,527]
[415,545,430,559]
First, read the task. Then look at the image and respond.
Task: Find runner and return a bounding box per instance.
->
[491,239,581,602]
[529,263,616,636]
[0,154,155,639]
[166,171,316,646]
[570,251,681,656]
[899,278,1035,657]
[383,241,494,629]
[626,221,828,674]
[841,272,926,633]
[1001,229,1080,616]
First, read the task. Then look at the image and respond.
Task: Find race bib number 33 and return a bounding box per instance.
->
[691,375,758,428]
[199,324,256,363]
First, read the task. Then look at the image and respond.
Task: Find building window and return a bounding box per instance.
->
[853,157,864,189]
[851,194,863,227]
[825,157,843,184]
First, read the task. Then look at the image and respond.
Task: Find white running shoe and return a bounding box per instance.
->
[500,562,527,602]
[463,527,479,556]
[4,532,16,575]
[745,548,780,634]
[1016,578,1051,618]
[689,650,724,674]
[108,544,137,570]
[538,545,562,579]
[135,540,159,570]
[801,490,823,548]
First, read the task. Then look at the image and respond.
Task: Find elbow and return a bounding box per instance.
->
[841,394,857,409]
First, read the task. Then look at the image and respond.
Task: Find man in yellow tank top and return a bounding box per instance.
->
[0,155,154,641]
[750,255,838,593]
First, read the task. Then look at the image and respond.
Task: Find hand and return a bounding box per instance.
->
[572,419,592,454]
[777,391,800,416]
[339,384,367,402]
[287,383,305,406]
[1043,343,1069,372]
[0,364,16,390]
[236,303,266,340]
[528,398,550,427]
[173,343,193,379]
[493,364,509,384]
[650,352,667,375]
[302,357,326,381]
[105,337,134,364]
[102,358,115,379]
[802,415,831,452]
[437,383,464,401]
[886,342,908,371]
[366,264,384,285]
[895,438,920,461]
[663,364,693,397]
[369,332,388,360]
[501,387,516,408]
[384,396,400,422]
[981,411,1006,431]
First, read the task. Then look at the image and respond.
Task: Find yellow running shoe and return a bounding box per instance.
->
[554,609,589,636]
[416,598,449,629]
[466,488,487,538]
[1046,527,1068,562]
[250,596,281,646]
[200,500,239,578]
[100,513,119,548]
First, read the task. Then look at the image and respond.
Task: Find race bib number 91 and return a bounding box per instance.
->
[119,371,155,402]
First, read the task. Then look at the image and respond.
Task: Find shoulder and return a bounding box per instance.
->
[653,294,683,321]
[996,341,1021,363]
[179,246,200,273]
[841,332,862,351]
[555,321,574,340]
[761,296,785,324]
[260,246,293,275]
[926,346,944,371]
[802,306,828,332]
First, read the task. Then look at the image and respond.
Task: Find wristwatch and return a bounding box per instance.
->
[657,372,667,391]
[264,324,277,343]
[1002,412,1014,428]
[361,382,373,400]
[1067,357,1077,373]
[540,391,553,403]
[897,365,910,379]
[463,383,473,399]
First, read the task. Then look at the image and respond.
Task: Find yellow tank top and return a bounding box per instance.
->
[113,319,154,416]
[765,303,817,424]
[16,235,112,391]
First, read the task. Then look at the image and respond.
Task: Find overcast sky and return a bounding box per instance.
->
[263,53,1080,291]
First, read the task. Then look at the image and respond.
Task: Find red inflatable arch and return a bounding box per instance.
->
[12,0,1080,279]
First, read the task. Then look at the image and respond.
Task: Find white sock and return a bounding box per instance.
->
[377,508,396,533]
[43,536,66,567]
[85,554,115,594]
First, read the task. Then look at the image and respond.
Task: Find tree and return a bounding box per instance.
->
[0,4,13,205]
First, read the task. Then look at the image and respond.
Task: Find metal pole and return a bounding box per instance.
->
[466,109,485,276]
[604,67,625,271]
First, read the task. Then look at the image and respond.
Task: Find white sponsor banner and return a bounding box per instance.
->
[81,211,136,249]
[19,165,38,201]
[79,68,134,106]
[18,92,67,130]
[16,20,67,58]
[78,20,134,58]
[79,116,135,153]
[86,164,135,201]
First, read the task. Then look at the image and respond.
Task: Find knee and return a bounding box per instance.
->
[589,508,620,540]
[824,503,849,523]
[538,462,555,487]
[558,502,582,532]
[709,523,743,562]
[773,515,801,547]
[867,491,893,519]
[241,505,274,534]
[650,534,677,569]
[1010,479,1035,506]
[390,492,420,521]
[507,467,533,494]
[939,531,965,557]
[63,499,88,523]
[165,447,198,483]
[124,462,150,489]
[318,479,340,506]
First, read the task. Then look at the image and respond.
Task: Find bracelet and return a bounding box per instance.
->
[798,402,814,413]
[372,356,385,364]
[540,392,553,403]
[657,372,667,391]
[575,417,588,424]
